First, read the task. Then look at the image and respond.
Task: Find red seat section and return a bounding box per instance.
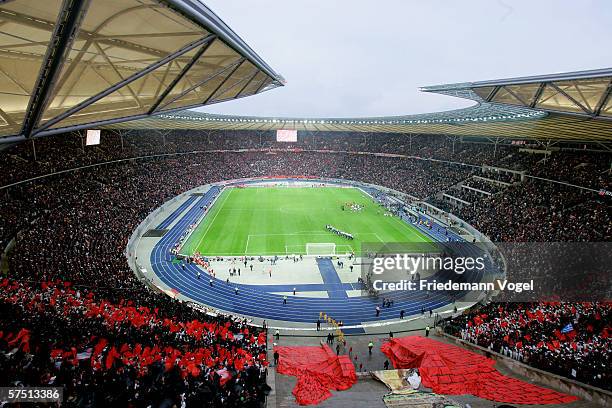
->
[274,344,357,405]
[380,336,578,405]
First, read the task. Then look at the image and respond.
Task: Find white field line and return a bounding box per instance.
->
[284,243,355,255]
[335,244,355,253]
[196,185,401,255]
[244,234,251,254]
[248,232,335,237]
[246,231,378,255]
[177,189,222,254]
[192,251,359,257]
[246,231,382,237]
[358,187,376,201]
[217,208,303,212]
[356,187,426,242]
[192,188,233,251]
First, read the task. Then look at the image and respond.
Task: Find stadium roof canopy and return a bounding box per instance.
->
[421,68,612,120]
[1,0,610,145]
[0,0,284,142]
[106,68,612,143]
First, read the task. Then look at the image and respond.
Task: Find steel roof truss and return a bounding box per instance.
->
[33,34,215,135]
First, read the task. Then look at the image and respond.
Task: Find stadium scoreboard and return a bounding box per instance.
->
[276,129,297,142]
[86,129,101,146]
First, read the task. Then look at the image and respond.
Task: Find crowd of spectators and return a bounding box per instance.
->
[0,279,269,407]
[444,302,611,391]
[457,181,610,242]
[495,150,544,171]
[529,152,611,190]
[0,149,277,406]
[1,129,608,187]
[0,130,525,188]
[0,129,610,402]
[443,187,486,205]
[0,147,475,250]
[494,150,610,189]
[0,142,476,406]
[461,177,508,194]
[425,197,460,213]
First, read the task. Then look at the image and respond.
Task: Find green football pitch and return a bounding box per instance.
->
[181,186,433,256]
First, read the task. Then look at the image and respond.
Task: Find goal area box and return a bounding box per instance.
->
[306,243,336,256]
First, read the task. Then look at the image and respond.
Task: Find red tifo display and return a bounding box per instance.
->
[380,336,578,405]
[274,344,357,405]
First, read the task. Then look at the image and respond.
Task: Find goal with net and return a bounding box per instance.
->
[305,243,336,256]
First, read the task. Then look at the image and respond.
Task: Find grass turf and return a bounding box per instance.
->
[181,186,433,256]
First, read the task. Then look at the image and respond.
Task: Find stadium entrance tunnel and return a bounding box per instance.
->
[127,177,503,329]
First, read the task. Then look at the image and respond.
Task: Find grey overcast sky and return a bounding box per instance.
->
[195,0,612,118]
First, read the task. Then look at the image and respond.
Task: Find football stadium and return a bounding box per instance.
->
[179,186,433,256]
[0,1,610,407]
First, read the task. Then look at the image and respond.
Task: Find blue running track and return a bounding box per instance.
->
[148,182,493,326]
[156,195,198,229]
[317,258,348,299]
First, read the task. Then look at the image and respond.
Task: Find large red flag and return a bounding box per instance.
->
[106,346,120,370]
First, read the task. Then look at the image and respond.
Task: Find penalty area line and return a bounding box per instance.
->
[244,234,251,255]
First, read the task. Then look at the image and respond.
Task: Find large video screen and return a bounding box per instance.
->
[276,129,297,142]
[86,129,101,146]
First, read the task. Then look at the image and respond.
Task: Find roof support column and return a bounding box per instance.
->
[530,83,546,108]
[115,129,134,151]
[493,138,499,158]
[594,79,612,117]
[78,131,85,152]
[21,0,91,138]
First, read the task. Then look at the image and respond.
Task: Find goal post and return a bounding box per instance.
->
[306,243,336,256]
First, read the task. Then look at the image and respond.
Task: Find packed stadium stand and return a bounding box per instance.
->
[1,131,610,405]
[1,0,611,407]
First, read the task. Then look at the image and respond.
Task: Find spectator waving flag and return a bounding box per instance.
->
[561,323,574,334]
